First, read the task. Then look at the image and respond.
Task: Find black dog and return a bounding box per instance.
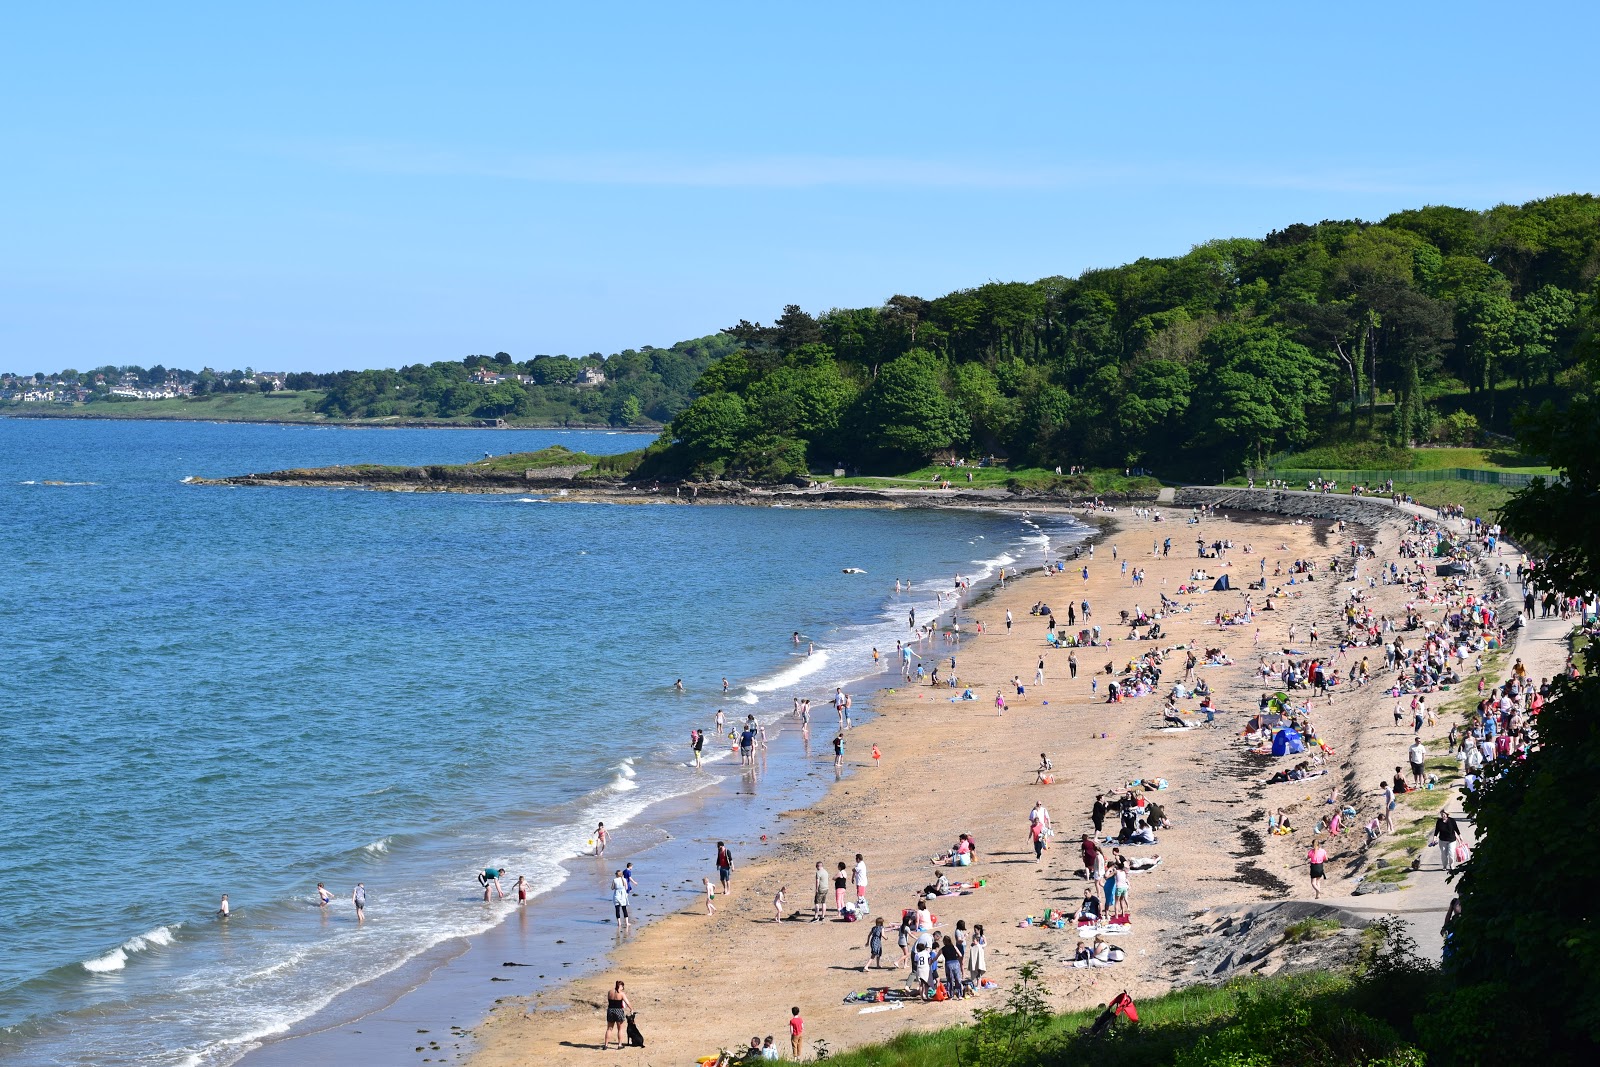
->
[625,1012,645,1048]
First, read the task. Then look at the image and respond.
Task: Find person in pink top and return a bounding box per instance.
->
[1307,840,1329,898]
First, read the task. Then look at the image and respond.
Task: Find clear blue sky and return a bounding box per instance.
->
[2,1,1594,374]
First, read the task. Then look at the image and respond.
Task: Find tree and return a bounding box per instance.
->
[854,350,964,462]
[669,392,748,466]
[1189,323,1328,469]
[1118,359,1192,460]
[612,394,642,426]
[1446,390,1600,1059]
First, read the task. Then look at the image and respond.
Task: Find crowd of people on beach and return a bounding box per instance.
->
[246,489,1571,1062]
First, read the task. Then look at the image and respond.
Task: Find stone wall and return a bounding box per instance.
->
[1173,487,1429,527]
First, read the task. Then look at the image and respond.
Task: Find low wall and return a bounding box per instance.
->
[1173,486,1431,527]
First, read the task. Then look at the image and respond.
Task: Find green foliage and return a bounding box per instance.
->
[855,350,966,462]
[959,959,1052,1067]
[1437,410,1481,446]
[647,195,1600,481]
[1454,388,1600,1059]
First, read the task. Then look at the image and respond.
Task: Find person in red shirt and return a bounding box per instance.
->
[789,1006,804,1058]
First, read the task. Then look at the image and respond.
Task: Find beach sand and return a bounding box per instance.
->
[463,503,1522,1064]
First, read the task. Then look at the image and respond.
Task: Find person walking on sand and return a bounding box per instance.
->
[703,876,717,914]
[833,862,848,912]
[352,882,366,924]
[1006,608,1013,634]
[894,914,913,968]
[603,980,631,1050]
[995,690,1006,715]
[773,885,786,921]
[863,915,885,970]
[1380,780,1396,833]
[1307,840,1328,899]
[716,841,733,896]
[1069,651,1078,679]
[871,743,881,768]
[853,853,868,907]
[812,862,828,921]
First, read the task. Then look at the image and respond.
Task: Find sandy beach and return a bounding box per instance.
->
[445,494,1549,1066]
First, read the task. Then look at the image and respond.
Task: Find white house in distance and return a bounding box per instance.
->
[578,367,606,387]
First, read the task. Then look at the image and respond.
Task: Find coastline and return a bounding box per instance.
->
[233,506,1090,1066]
[455,496,1520,1065]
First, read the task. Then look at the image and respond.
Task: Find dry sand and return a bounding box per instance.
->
[464,503,1514,1065]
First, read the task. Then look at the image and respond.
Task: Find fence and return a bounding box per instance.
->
[1250,467,1545,488]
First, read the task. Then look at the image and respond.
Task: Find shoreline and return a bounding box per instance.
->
[234,508,1090,1066]
[459,496,1514,1065]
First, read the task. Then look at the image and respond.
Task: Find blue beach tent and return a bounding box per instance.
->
[1270,728,1304,756]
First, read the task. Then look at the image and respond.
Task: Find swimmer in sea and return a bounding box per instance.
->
[218,894,230,919]
[793,631,801,644]
[722,676,730,693]
[674,678,684,692]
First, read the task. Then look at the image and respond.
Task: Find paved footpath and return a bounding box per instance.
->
[1290,607,1570,961]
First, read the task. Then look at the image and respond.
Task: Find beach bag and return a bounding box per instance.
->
[1454,841,1471,864]
[1107,946,1126,963]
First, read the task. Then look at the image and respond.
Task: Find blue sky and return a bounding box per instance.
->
[2,1,1594,374]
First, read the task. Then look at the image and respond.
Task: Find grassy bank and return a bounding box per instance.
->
[832,464,1162,495]
[814,947,1432,1067]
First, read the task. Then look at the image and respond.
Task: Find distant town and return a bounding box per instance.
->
[1,366,291,404]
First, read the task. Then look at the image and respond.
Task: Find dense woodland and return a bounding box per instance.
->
[655,195,1600,481]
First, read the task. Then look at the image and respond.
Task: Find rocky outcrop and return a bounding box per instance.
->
[1173,487,1425,526]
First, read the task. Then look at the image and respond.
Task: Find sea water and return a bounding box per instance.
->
[0,418,1079,1067]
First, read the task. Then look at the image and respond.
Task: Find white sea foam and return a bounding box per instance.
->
[82,948,127,973]
[83,925,179,972]
[747,650,831,693]
[364,837,390,854]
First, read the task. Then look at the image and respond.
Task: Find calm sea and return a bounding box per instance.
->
[0,418,1075,1067]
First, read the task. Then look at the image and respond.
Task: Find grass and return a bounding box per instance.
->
[1361,864,1412,884]
[1400,788,1450,811]
[48,391,330,421]
[831,464,1163,495]
[1284,917,1344,943]
[818,968,1421,1067]
[1408,447,1553,474]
